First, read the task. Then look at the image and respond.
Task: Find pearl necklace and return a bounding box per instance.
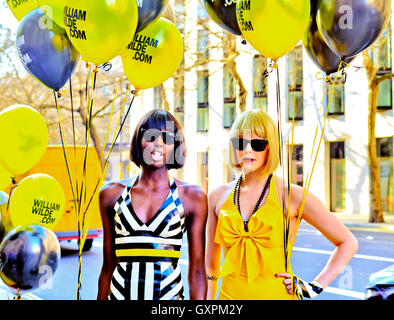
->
[233,173,273,232]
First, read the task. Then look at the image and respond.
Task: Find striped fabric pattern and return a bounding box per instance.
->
[109,176,186,300]
[293,276,324,299]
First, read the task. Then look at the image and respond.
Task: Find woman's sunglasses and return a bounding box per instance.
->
[141,128,176,145]
[231,138,268,152]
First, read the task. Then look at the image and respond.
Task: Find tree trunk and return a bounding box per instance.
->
[362,51,385,223]
[232,66,247,112]
[160,83,170,111]
[223,33,247,113]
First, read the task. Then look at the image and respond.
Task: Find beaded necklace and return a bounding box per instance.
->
[233,173,273,232]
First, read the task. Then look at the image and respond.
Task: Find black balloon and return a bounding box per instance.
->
[0,225,60,291]
[204,0,241,36]
[317,0,391,61]
[137,0,169,31]
[16,9,79,91]
[303,0,343,75]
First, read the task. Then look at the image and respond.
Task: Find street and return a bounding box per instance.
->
[1,221,393,300]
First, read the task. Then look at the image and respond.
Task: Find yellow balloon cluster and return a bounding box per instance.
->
[6,0,38,21]
[236,0,310,61]
[8,174,65,230]
[122,18,184,90]
[64,0,138,66]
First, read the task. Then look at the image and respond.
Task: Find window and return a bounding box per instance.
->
[376,74,392,109]
[197,28,209,61]
[197,70,209,132]
[329,141,346,212]
[289,144,303,186]
[223,67,236,129]
[174,0,185,33]
[288,46,303,120]
[377,137,394,213]
[252,55,268,111]
[372,23,392,110]
[197,152,208,193]
[326,73,345,115]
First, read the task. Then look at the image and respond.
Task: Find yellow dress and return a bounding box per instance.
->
[215,176,297,300]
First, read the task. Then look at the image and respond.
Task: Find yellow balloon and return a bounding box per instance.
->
[0,105,48,176]
[8,174,65,230]
[63,0,138,66]
[0,191,13,241]
[6,0,39,21]
[122,18,184,90]
[37,0,66,28]
[236,0,310,61]
[0,163,12,191]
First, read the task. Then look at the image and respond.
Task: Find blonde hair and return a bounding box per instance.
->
[228,109,280,175]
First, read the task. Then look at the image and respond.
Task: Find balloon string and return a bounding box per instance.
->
[69,78,80,211]
[79,70,96,213]
[272,64,290,273]
[291,61,345,243]
[57,90,68,98]
[76,68,98,300]
[53,91,79,252]
[285,49,300,276]
[53,91,78,209]
[100,80,119,168]
[5,178,18,213]
[78,89,137,230]
[315,60,352,84]
[315,72,331,83]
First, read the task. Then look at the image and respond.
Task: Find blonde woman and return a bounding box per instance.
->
[205,110,358,300]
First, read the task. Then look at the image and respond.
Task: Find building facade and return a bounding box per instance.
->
[121,0,393,218]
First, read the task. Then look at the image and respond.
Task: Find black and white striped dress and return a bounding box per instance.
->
[109,176,186,300]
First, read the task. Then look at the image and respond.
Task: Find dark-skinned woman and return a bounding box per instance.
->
[97,109,207,300]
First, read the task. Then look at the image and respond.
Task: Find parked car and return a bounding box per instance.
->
[365,265,394,300]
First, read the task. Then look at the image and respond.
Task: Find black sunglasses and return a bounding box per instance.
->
[231,138,268,152]
[141,128,176,145]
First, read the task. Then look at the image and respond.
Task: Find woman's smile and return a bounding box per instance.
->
[151,149,164,162]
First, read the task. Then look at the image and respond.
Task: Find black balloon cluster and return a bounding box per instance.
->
[304,0,390,75]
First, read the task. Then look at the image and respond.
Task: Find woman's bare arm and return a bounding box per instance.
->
[277,184,358,294]
[180,184,208,300]
[205,184,232,300]
[96,184,122,300]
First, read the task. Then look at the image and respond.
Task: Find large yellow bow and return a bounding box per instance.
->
[215,212,278,284]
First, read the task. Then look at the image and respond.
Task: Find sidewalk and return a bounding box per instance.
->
[335,213,394,233]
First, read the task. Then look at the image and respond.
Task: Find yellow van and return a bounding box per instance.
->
[3,146,103,251]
